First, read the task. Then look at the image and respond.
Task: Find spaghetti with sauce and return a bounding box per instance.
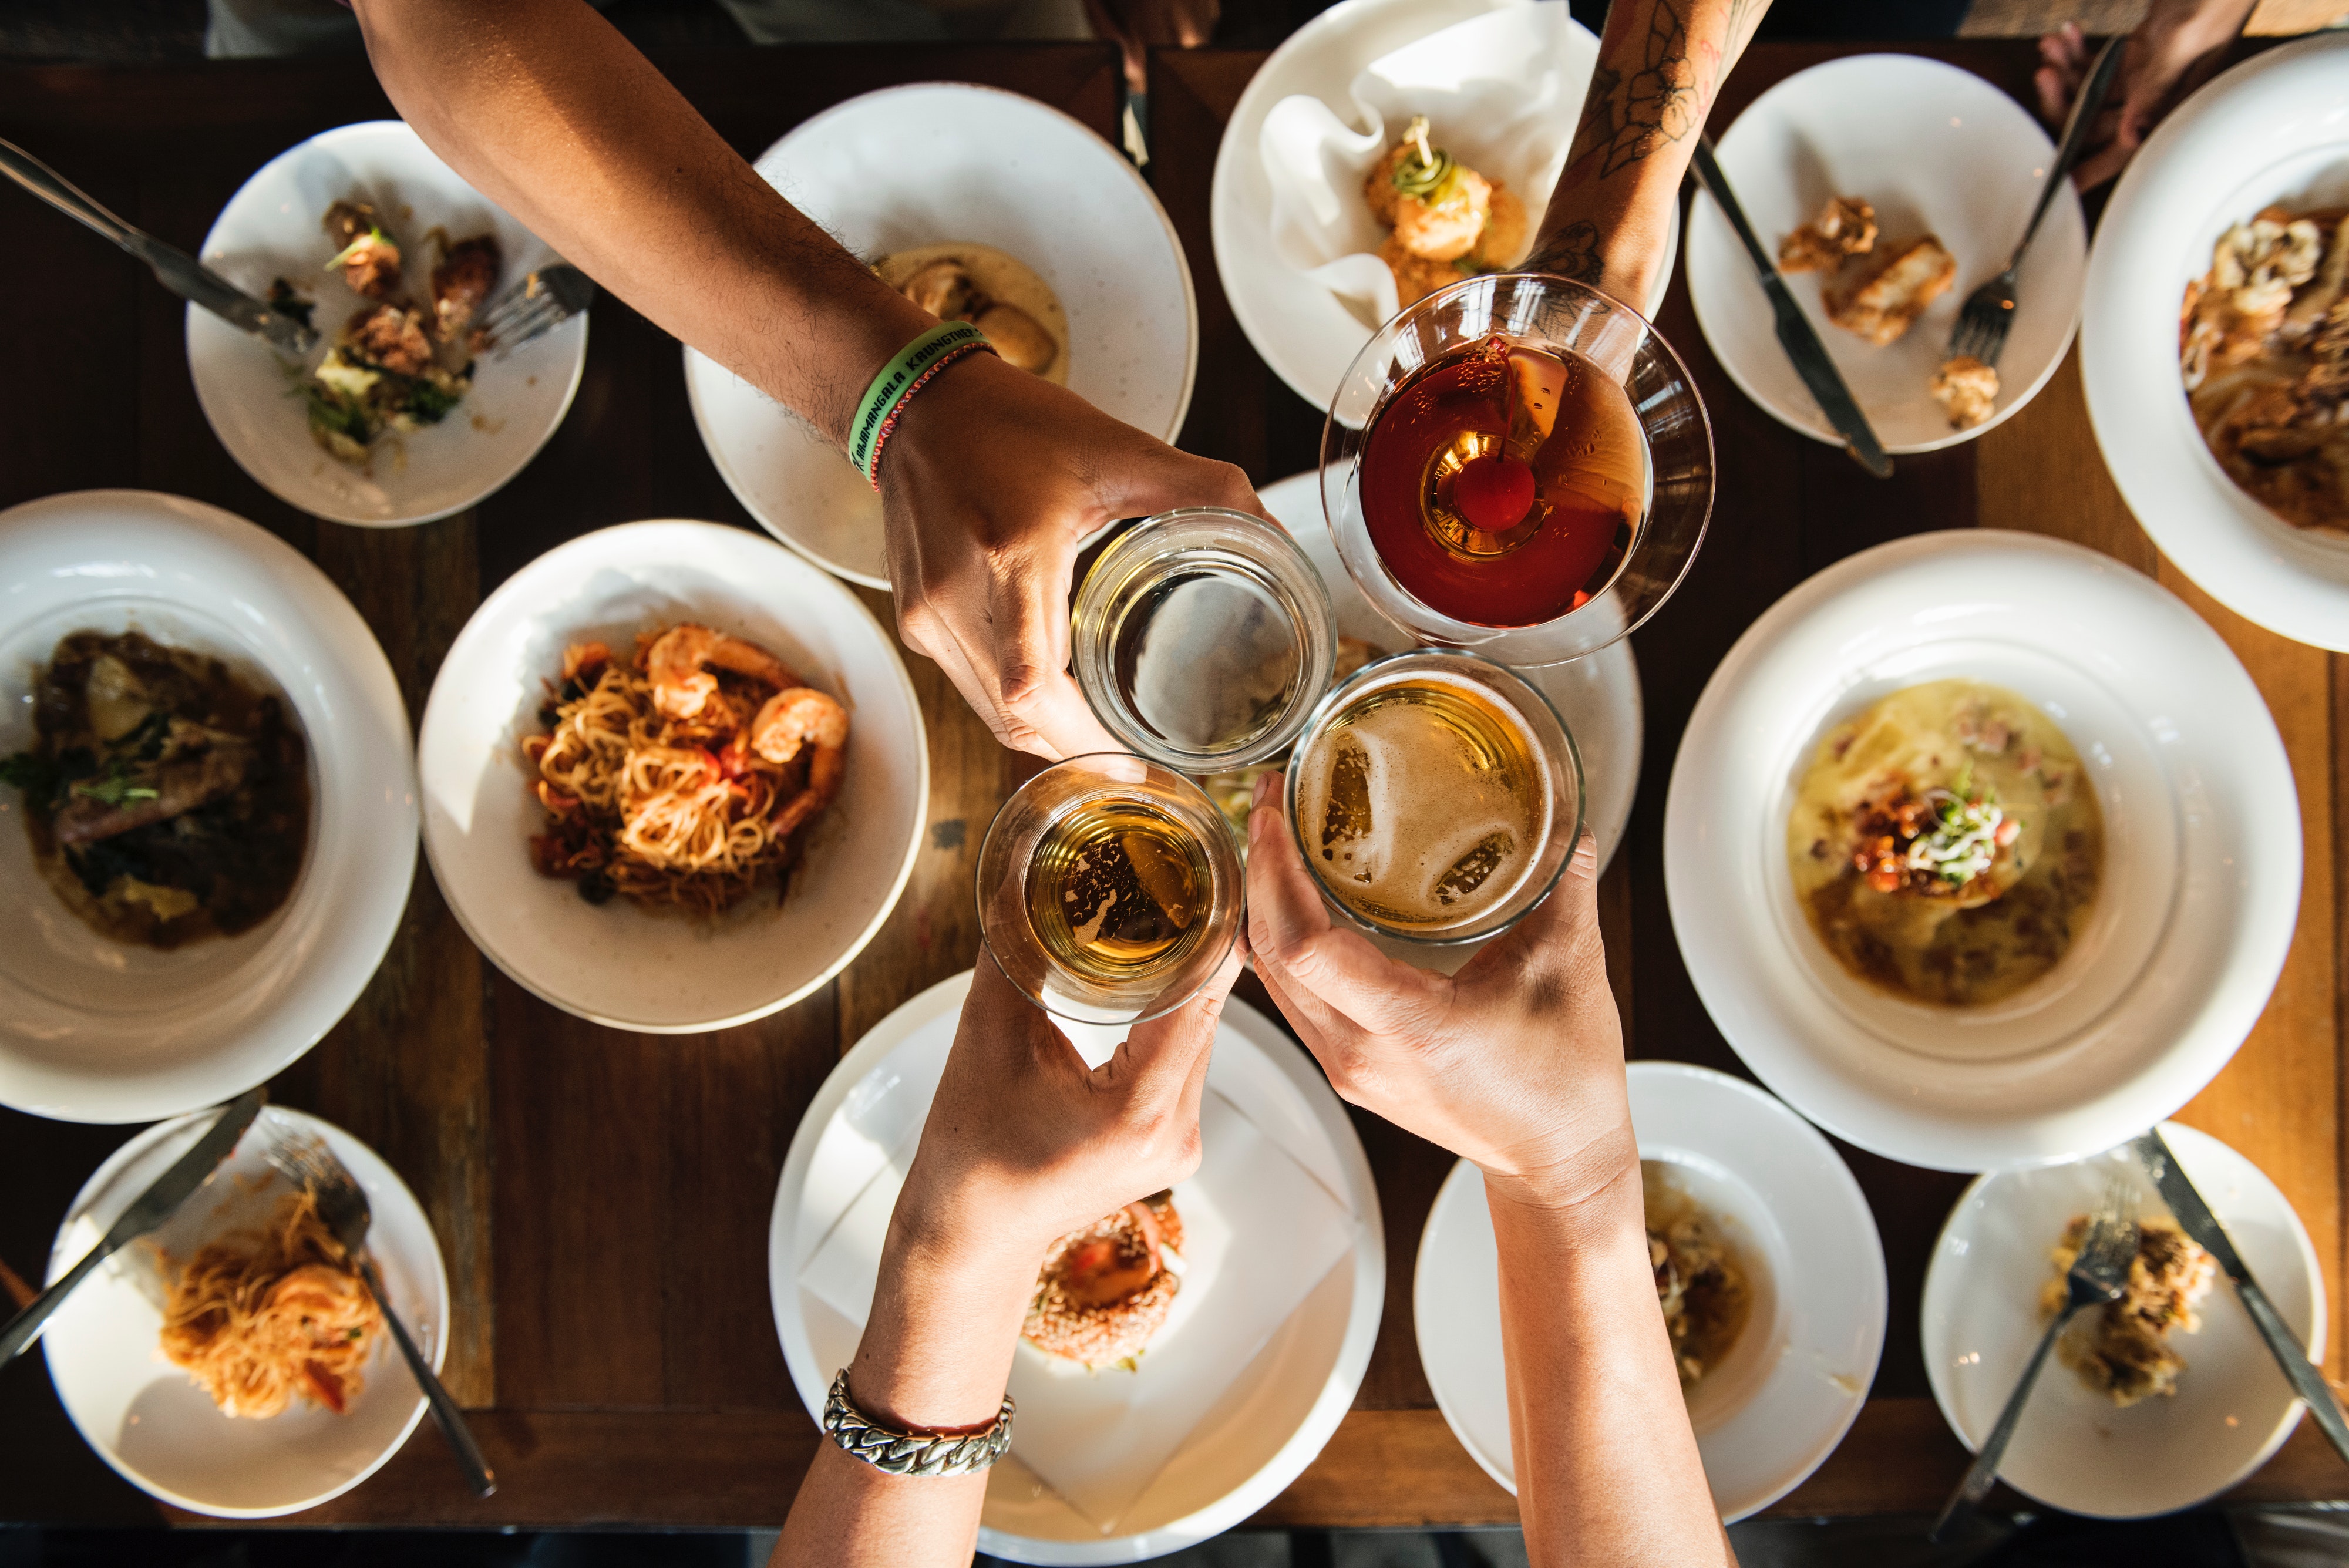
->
[524,623,848,915]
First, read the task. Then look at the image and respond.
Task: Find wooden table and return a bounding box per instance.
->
[1,35,2341,1533]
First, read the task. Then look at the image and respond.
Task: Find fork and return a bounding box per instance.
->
[472,263,596,359]
[1946,36,2125,368]
[264,1135,497,1498]
[1929,1173,2138,1543]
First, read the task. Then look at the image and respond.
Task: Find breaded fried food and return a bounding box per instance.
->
[1380,234,1466,308]
[1828,235,1957,346]
[1475,184,1529,271]
[1394,164,1492,263]
[1778,195,1877,275]
[1931,355,2000,429]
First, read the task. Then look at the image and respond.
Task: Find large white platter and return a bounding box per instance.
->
[0,490,416,1123]
[1665,531,2299,1172]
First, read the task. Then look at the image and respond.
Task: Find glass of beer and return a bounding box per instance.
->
[1285,650,1582,945]
[977,754,1245,1025]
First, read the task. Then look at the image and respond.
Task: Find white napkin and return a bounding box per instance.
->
[1260,3,1596,330]
[797,1089,1357,1533]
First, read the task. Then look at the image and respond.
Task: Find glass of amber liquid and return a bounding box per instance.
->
[1286,650,1582,945]
[1321,272,1713,667]
[977,755,1245,1025]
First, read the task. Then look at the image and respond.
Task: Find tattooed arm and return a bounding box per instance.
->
[1528,0,1772,309]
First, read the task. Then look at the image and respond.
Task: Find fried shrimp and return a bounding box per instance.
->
[644,623,800,720]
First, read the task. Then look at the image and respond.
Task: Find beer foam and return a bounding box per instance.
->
[1300,672,1549,929]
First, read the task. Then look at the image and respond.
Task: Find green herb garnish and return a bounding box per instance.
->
[1389,115,1461,203]
[324,224,395,274]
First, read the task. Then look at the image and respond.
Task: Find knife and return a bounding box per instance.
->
[0,137,318,356]
[2131,1129,2349,1467]
[1688,137,1893,479]
[0,1087,268,1366]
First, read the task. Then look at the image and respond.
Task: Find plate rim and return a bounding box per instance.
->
[414,517,928,1033]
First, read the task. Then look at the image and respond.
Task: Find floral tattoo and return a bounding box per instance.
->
[1573,0,1707,180]
[1529,220,1604,285]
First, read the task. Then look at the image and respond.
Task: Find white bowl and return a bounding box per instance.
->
[686,83,1196,590]
[191,120,588,528]
[1254,468,1641,873]
[1664,531,2300,1172]
[0,490,416,1124]
[1211,0,1674,414]
[416,520,926,1032]
[2082,32,2349,651]
[1687,54,2085,453]
[1923,1123,2323,1517]
[43,1104,448,1518]
[769,971,1384,1563]
[1414,1062,1886,1520]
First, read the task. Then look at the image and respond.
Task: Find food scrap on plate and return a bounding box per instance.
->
[1024,1191,1185,1370]
[1781,195,1991,428]
[878,243,1067,381]
[1777,195,1877,276]
[1645,1166,1752,1391]
[2040,1214,2216,1407]
[1364,117,1527,308]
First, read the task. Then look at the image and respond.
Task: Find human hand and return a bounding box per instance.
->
[1242,773,1637,1210]
[1085,0,1220,93]
[878,351,1261,761]
[2036,2,2253,191]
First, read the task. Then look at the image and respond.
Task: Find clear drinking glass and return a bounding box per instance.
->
[976,754,1245,1026]
[1285,649,1583,947]
[1320,272,1714,667]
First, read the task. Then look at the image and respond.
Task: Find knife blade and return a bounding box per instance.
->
[1688,137,1893,479]
[0,1087,268,1365]
[2132,1129,2349,1466]
[0,137,318,355]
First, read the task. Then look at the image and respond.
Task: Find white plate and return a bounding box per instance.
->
[769,971,1383,1563]
[1923,1122,2323,1517]
[42,1104,448,1518]
[1664,531,2300,1172]
[416,520,927,1032]
[1255,469,1641,874]
[0,490,416,1124]
[2082,32,2349,651]
[686,83,1196,589]
[1210,0,1675,415]
[1687,55,2085,453]
[191,119,588,528]
[1413,1062,1886,1520]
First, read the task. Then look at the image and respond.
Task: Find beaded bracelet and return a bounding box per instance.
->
[847,321,997,489]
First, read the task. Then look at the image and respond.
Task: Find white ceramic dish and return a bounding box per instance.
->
[2082,32,2349,652]
[190,120,588,528]
[1687,55,2085,453]
[686,83,1196,590]
[42,1104,447,1518]
[1922,1122,2322,1517]
[416,520,926,1032]
[1664,531,2299,1172]
[769,971,1383,1563]
[1414,1062,1885,1519]
[1255,469,1641,874]
[1210,0,1675,414]
[0,490,416,1124]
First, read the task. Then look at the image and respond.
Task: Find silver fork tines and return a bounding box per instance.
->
[473,263,595,359]
[1930,1172,2138,1545]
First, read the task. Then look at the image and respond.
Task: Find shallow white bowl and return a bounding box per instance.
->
[768,971,1384,1563]
[1414,1062,1885,1520]
[0,490,416,1123]
[416,520,927,1032]
[1254,469,1641,873]
[2082,32,2349,651]
[1664,531,2299,1172]
[192,119,588,528]
[1923,1122,2322,1517]
[1687,54,2085,453]
[686,83,1196,590]
[43,1104,447,1518]
[1211,0,1674,414]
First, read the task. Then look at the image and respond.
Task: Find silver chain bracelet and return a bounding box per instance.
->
[822,1368,1015,1477]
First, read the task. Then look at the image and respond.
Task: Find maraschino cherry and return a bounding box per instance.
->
[1452,450,1535,532]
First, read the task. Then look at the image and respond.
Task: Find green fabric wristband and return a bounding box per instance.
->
[848,321,991,482]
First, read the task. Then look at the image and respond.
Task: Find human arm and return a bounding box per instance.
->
[771,947,1240,1567]
[350,0,1257,759]
[1528,0,1773,311]
[1241,776,1732,1566]
[2035,1,2254,191]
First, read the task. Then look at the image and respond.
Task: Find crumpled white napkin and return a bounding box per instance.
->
[1260,2,1596,329]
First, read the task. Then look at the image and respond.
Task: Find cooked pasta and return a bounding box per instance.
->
[158,1188,381,1419]
[524,624,847,915]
